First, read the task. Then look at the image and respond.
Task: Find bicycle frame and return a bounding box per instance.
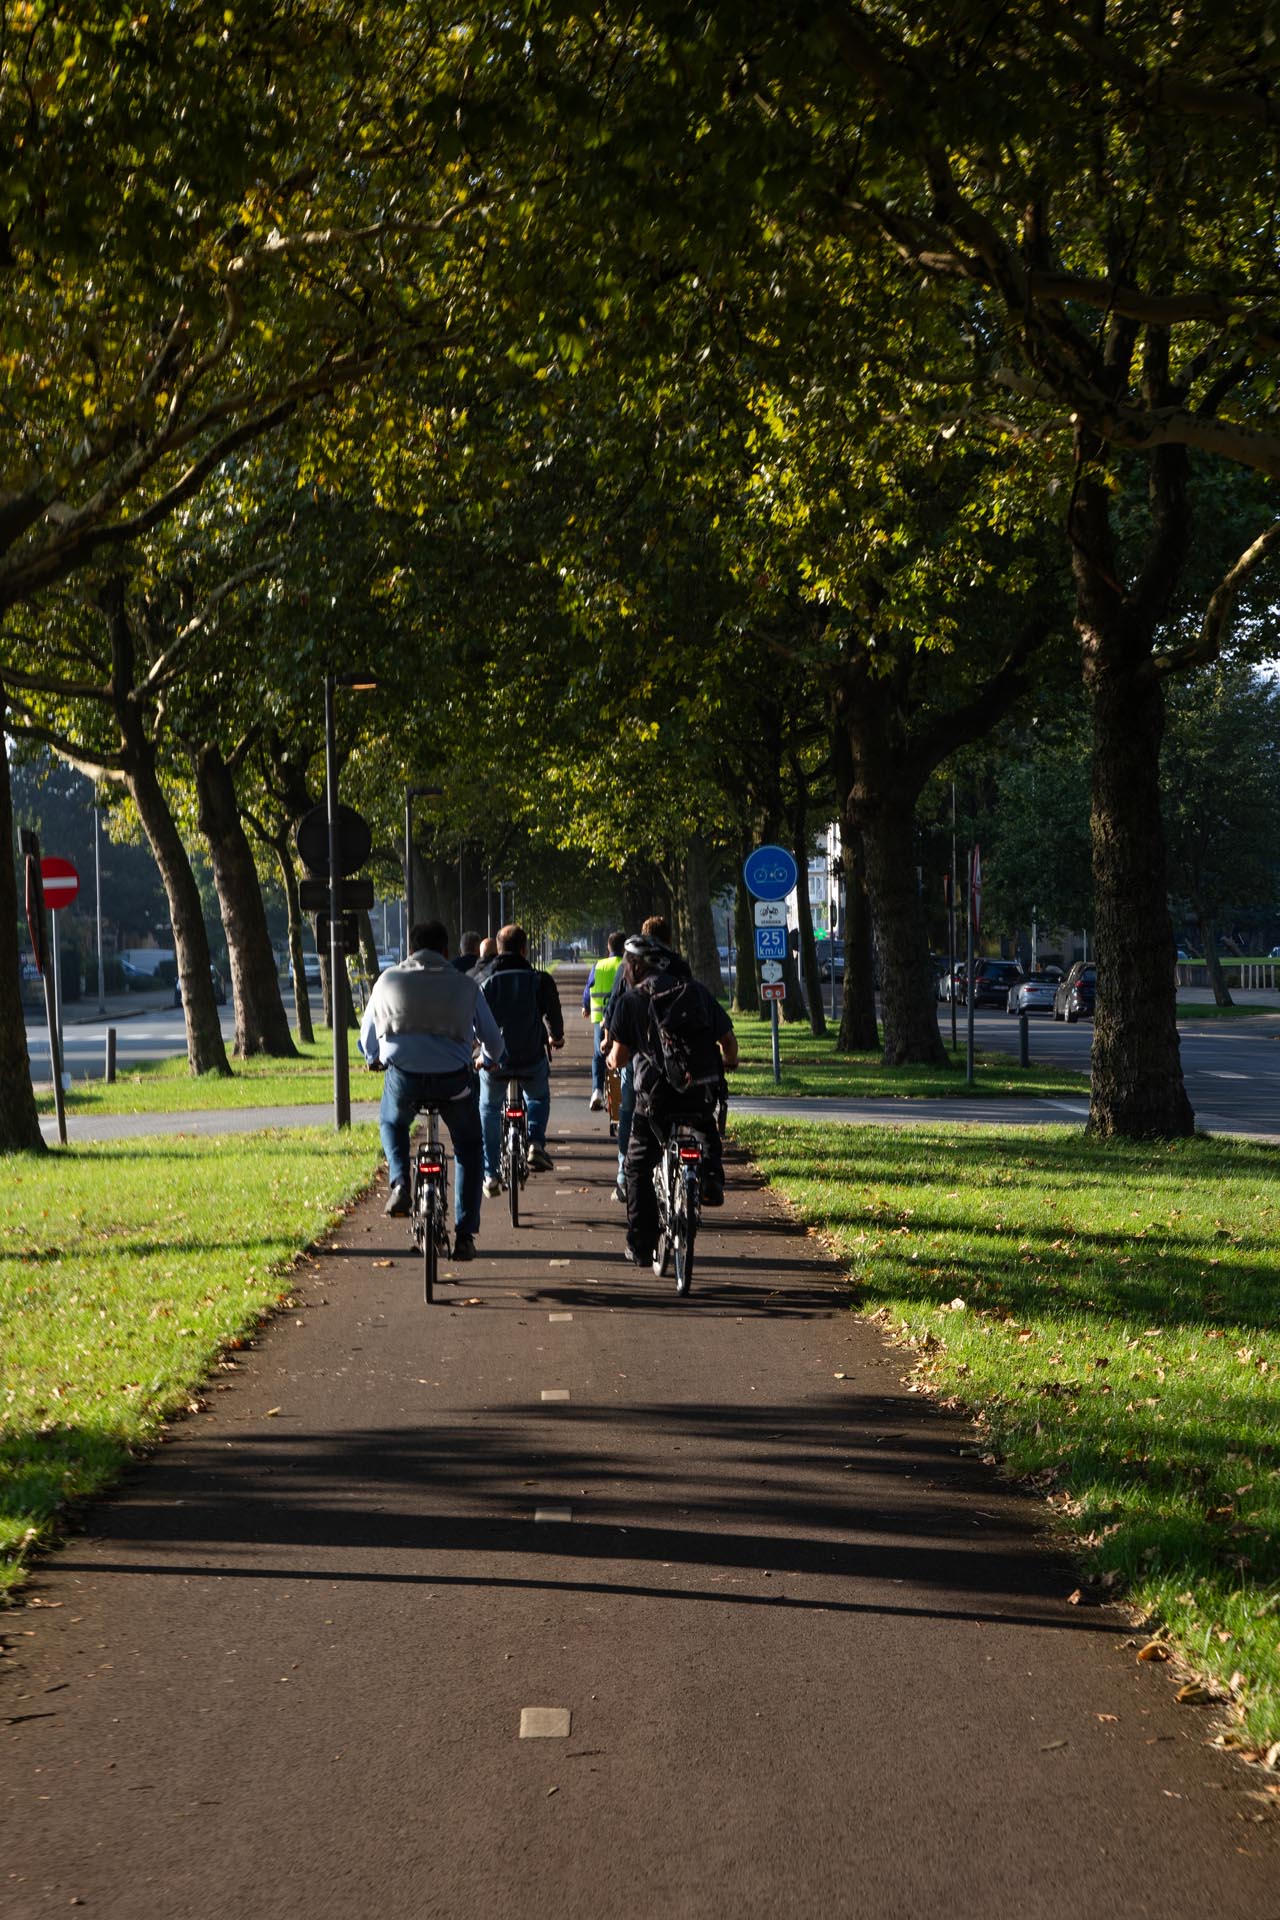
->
[652,1122,704,1296]
[500,1076,530,1226]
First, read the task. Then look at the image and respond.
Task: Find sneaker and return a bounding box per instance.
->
[623,1243,651,1266]
[528,1143,554,1172]
[612,1179,626,1204]
[482,1176,503,1199]
[589,1091,604,1111]
[452,1231,476,1262]
[383,1183,410,1218]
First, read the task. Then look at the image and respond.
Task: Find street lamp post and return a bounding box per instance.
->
[324,669,377,1129]
[92,786,105,1015]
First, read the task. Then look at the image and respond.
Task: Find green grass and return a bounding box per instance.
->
[0,1125,379,1593]
[732,1114,1280,1748]
[1176,1002,1280,1021]
[731,1018,1091,1101]
[37,1033,369,1115]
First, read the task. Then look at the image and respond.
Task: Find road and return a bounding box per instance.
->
[958,1001,1280,1135]
[24,997,236,1079]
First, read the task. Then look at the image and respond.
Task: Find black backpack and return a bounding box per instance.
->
[642,974,721,1092]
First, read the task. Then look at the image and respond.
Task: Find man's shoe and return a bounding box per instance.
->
[623,1242,653,1266]
[589,1091,605,1111]
[384,1183,410,1218]
[612,1179,626,1204]
[702,1176,725,1208]
[482,1176,503,1199]
[528,1143,554,1172]
[452,1231,476,1262]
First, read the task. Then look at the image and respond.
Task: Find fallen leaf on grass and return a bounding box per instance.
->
[1175,1683,1215,1705]
[1136,1640,1170,1663]
[1267,1741,1280,1769]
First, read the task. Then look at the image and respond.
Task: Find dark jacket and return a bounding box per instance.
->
[479,953,564,1074]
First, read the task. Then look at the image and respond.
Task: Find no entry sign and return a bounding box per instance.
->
[40,855,80,910]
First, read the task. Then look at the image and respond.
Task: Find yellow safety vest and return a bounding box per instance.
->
[589,955,623,1023]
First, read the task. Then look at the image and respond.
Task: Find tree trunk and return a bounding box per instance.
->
[1196,909,1233,1008]
[860,795,946,1066]
[127,752,231,1076]
[0,707,47,1152]
[676,834,723,995]
[838,831,880,1052]
[1074,473,1194,1137]
[276,840,314,1044]
[192,743,297,1059]
[358,909,381,984]
[791,783,826,1037]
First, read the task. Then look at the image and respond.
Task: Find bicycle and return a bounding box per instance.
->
[499,1075,530,1227]
[651,1122,707,1296]
[410,1105,451,1305]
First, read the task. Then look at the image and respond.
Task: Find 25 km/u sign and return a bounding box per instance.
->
[40,855,79,911]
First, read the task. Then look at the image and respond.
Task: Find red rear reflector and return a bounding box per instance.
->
[505,1107,525,1120]
[418,1155,443,1174]
[679,1147,702,1162]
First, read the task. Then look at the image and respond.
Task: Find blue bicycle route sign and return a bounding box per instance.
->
[743,843,799,902]
[754,925,787,962]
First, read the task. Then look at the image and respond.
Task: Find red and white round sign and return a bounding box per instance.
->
[41,854,80,910]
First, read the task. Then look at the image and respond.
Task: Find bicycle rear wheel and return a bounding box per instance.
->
[422,1186,438,1305]
[673,1177,695,1295]
[507,1124,521,1227]
[652,1153,672,1276]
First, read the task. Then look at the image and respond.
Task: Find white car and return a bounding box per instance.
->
[1006,973,1059,1015]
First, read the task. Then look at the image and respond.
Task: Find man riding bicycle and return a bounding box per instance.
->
[359,919,503,1261]
[606,933,738,1267]
[478,923,565,1191]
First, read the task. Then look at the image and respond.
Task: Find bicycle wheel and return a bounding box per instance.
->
[422,1181,438,1305]
[651,1153,672,1277]
[673,1175,695,1295]
[507,1122,521,1227]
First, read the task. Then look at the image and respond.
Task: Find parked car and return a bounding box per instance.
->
[938,962,966,1003]
[1006,972,1059,1016]
[816,938,845,981]
[1053,961,1096,1023]
[968,959,1024,1008]
[302,955,322,987]
[173,965,228,1009]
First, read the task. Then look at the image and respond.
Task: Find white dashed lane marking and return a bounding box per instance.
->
[520,1708,571,1739]
[548,1312,573,1322]
[541,1389,570,1402]
[535,1507,573,1524]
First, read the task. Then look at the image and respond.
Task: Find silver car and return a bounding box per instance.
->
[1007,973,1059,1015]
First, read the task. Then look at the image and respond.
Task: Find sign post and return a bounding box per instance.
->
[966,843,981,1086]
[20,834,67,1143]
[744,846,799,1087]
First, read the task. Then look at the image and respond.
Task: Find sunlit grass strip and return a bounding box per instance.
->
[731,1020,1090,1102]
[731,1114,1280,1747]
[36,1033,372,1115]
[0,1126,379,1592]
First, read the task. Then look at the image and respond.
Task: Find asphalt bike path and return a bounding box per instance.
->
[5,1001,1279,1916]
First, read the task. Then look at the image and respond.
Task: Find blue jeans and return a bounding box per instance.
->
[480,1057,551,1177]
[616,1061,635,1182]
[379,1064,482,1236]
[591,1023,607,1095]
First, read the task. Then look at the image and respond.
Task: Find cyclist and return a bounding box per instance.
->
[606,933,738,1266]
[358,919,503,1261]
[478,923,565,1191]
[599,917,682,1204]
[582,931,625,1110]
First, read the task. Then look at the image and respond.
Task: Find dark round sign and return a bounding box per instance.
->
[295,803,372,879]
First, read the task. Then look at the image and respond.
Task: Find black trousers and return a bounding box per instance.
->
[624,1089,722,1256]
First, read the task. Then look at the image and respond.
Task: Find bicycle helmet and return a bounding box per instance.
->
[624,932,674,977]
